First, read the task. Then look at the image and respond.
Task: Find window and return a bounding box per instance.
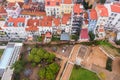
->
[118,18,120,21]
[47,1,50,5]
[111,13,113,16]
[114,14,117,16]
[56,2,59,5]
[112,18,114,20]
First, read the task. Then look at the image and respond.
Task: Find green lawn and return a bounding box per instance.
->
[70,66,100,80]
[0,49,4,58]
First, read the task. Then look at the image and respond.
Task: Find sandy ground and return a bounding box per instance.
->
[83,46,108,69]
[112,57,120,74]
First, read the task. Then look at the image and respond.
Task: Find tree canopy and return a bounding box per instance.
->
[12,60,26,74]
[115,40,120,45]
[28,48,55,64]
[38,63,60,80]
[82,0,92,10]
[89,31,95,41]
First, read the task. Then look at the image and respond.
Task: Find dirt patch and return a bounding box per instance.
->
[83,46,108,68]
[112,57,120,74]
[44,44,73,58]
[29,67,39,80]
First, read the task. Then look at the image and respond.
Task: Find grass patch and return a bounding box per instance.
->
[51,36,60,41]
[70,66,100,80]
[37,36,43,42]
[106,57,113,71]
[80,40,112,46]
[0,49,4,58]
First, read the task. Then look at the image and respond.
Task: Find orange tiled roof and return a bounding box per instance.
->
[45,32,52,38]
[18,2,24,8]
[99,28,104,32]
[40,16,52,26]
[21,10,46,16]
[0,6,6,13]
[74,4,83,14]
[7,2,16,8]
[27,19,39,26]
[111,3,120,13]
[26,26,38,31]
[45,0,61,6]
[62,14,71,24]
[22,4,30,9]
[90,9,98,20]
[6,17,25,27]
[84,12,88,19]
[96,4,108,17]
[64,0,72,4]
[53,18,60,26]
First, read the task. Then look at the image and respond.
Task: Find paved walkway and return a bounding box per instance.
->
[0,46,6,49]
[45,44,81,80]
[60,45,80,80]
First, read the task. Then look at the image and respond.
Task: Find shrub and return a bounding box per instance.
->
[106,58,113,71]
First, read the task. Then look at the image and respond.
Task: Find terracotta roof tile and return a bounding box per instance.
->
[62,14,71,24]
[64,0,72,4]
[90,9,98,20]
[21,11,46,16]
[7,2,16,8]
[45,32,52,38]
[26,26,38,31]
[111,3,120,13]
[22,4,30,9]
[40,16,52,26]
[99,28,104,32]
[74,4,83,14]
[96,4,108,17]
[27,19,39,27]
[53,18,60,26]
[45,0,61,6]
[5,17,25,27]
[0,6,6,13]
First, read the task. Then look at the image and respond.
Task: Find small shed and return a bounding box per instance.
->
[60,33,70,41]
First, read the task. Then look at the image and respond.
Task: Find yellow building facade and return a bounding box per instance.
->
[60,4,73,15]
[7,0,24,2]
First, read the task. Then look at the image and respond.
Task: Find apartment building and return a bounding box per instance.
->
[6,2,22,18]
[45,0,61,17]
[0,43,22,80]
[88,9,98,32]
[95,4,108,39]
[2,17,27,40]
[6,0,24,2]
[105,3,120,31]
[61,0,73,15]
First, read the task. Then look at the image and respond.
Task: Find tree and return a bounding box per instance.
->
[47,53,55,63]
[45,67,55,80]
[49,63,60,74]
[12,60,26,74]
[28,54,34,61]
[37,49,45,58]
[82,0,92,10]
[44,52,50,59]
[89,31,95,41]
[71,35,79,41]
[100,0,106,4]
[31,48,37,54]
[115,40,120,45]
[33,55,41,63]
[38,68,46,80]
